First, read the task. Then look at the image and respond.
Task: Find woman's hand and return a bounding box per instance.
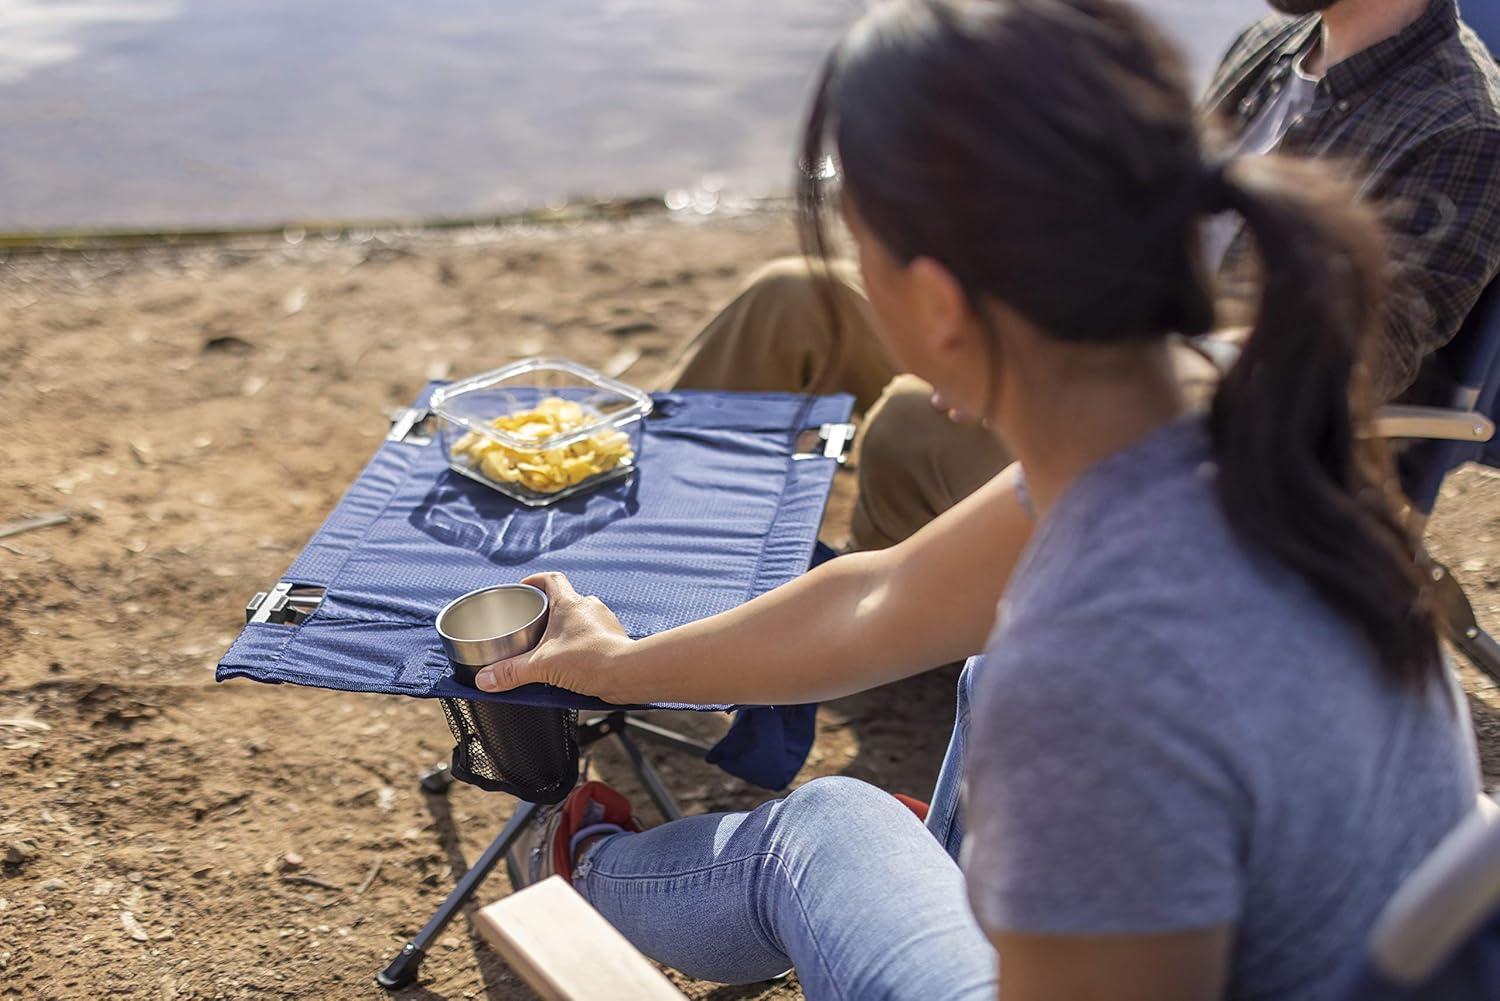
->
[474,572,635,702]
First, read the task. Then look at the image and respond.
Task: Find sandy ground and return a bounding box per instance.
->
[1,211,1498,1000]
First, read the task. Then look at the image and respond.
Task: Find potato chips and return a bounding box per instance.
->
[451,396,635,495]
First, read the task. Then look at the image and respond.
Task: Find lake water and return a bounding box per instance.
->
[0,0,1265,232]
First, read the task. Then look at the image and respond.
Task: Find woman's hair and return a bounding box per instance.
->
[798,0,1442,685]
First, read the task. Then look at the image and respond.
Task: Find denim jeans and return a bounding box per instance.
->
[574,660,992,1000]
[925,657,976,858]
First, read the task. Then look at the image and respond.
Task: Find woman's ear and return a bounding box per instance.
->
[907,256,970,356]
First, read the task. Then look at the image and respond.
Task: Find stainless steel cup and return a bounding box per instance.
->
[435,584,549,686]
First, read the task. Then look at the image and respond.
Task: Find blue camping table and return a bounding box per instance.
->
[215,384,854,988]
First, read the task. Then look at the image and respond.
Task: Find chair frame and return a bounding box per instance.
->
[1366,797,1500,989]
[1391,274,1500,684]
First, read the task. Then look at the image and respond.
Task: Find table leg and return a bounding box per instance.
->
[419,763,454,794]
[375,800,540,990]
[379,710,700,989]
[616,730,684,822]
[622,716,713,757]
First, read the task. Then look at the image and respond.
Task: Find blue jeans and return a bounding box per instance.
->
[924,657,975,857]
[575,660,992,1000]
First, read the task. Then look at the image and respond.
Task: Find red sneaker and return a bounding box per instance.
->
[508,781,642,888]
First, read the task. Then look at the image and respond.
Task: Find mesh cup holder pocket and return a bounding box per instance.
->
[439,698,579,804]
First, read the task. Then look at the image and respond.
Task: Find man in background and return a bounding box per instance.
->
[665,0,1500,550]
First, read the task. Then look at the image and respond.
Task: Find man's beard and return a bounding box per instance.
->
[1266,0,1337,13]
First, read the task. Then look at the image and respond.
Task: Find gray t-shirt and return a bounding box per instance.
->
[1203,53,1320,271]
[963,417,1478,1001]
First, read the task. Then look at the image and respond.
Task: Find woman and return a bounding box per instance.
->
[477,1,1481,997]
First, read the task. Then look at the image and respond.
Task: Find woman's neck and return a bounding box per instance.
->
[997,342,1186,517]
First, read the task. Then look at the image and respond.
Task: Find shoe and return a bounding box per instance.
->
[507,780,642,889]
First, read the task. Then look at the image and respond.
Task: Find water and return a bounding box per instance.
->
[0,0,1265,232]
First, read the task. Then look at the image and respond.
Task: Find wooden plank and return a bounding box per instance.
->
[474,877,686,1001]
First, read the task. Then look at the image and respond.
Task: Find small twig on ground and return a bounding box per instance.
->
[0,511,69,541]
[0,718,50,732]
[280,875,343,892]
[355,856,384,897]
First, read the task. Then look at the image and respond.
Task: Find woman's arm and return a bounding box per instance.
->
[475,462,1035,704]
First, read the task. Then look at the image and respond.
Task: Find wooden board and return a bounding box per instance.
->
[475,876,687,1000]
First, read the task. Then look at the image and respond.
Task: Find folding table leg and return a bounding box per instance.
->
[375,800,540,990]
[377,711,701,989]
[419,764,455,794]
[622,716,713,757]
[616,730,685,822]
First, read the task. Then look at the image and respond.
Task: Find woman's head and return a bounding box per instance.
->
[802,0,1215,420]
[801,0,1441,685]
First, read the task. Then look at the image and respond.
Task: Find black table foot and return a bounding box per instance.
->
[374,801,540,991]
[419,764,454,794]
[375,941,424,989]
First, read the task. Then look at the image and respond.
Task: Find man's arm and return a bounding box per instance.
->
[1368,124,1500,399]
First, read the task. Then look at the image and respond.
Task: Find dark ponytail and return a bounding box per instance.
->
[798,0,1442,686]
[1209,157,1440,685]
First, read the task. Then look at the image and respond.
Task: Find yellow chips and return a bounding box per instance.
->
[451,396,634,495]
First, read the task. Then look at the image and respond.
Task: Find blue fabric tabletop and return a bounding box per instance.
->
[217,385,852,788]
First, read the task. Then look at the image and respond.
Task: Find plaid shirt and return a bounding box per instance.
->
[1203,0,1500,402]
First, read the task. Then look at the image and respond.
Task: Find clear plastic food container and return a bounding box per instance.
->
[430,358,652,506]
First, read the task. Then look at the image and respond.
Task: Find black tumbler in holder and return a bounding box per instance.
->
[435,584,579,804]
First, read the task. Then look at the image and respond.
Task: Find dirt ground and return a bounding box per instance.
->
[2,211,1498,1000]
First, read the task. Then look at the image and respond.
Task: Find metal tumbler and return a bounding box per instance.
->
[435,583,550,685]
[433,582,577,802]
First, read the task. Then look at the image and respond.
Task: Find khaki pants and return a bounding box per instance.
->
[662,258,1011,550]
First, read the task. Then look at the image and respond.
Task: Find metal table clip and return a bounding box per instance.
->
[793,422,857,464]
[244,582,326,625]
[387,407,434,446]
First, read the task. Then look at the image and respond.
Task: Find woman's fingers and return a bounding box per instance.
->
[521,570,578,604]
[472,572,628,697]
[474,649,538,692]
[473,572,586,693]
[471,574,563,692]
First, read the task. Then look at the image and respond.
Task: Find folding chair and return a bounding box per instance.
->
[1376,273,1500,681]
[1365,0,1500,682]
[1355,28,1500,994]
[1465,0,1500,57]
[1354,796,1500,999]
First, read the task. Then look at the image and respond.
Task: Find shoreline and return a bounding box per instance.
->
[0,193,793,255]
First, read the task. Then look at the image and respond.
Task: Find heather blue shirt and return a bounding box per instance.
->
[964,417,1478,1001]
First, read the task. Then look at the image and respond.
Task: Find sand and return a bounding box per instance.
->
[2,210,1498,999]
